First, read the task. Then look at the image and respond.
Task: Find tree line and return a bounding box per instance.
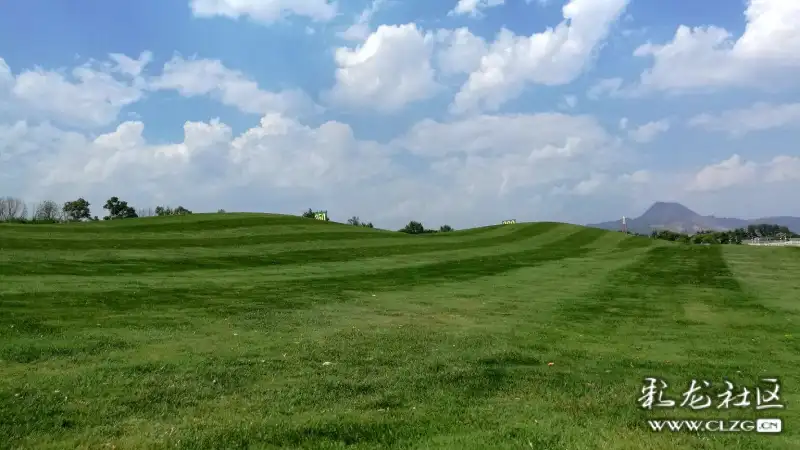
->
[301,209,453,233]
[0,196,192,223]
[641,224,799,245]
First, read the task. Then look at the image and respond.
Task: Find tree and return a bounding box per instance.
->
[62,198,91,221]
[103,196,137,220]
[34,200,62,222]
[347,216,361,226]
[362,222,374,228]
[217,209,226,214]
[301,208,315,219]
[0,197,27,221]
[155,205,192,216]
[400,220,425,234]
[439,225,454,232]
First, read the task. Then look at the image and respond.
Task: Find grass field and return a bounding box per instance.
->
[1,213,798,449]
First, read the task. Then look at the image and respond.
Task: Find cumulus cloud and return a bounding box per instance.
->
[1,107,638,228]
[0,54,150,128]
[328,0,629,115]
[684,154,800,192]
[628,119,670,143]
[634,0,800,93]
[451,0,630,114]
[337,0,387,41]
[189,0,337,23]
[435,28,489,76]
[688,103,800,137]
[450,0,505,17]
[395,112,625,206]
[149,56,319,116]
[2,113,393,212]
[326,23,440,113]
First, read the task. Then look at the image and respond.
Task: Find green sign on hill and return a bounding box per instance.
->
[314,212,328,221]
[502,219,517,225]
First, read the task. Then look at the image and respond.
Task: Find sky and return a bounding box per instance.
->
[1,0,799,229]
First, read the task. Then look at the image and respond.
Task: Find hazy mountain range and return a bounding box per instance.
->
[587,202,800,235]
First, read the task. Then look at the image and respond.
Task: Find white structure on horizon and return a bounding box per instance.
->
[621,216,627,234]
[745,238,800,247]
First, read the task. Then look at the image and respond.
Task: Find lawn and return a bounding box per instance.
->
[1,213,798,449]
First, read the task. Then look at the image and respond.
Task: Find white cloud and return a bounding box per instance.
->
[229,114,392,189]
[764,155,800,183]
[450,0,505,17]
[108,51,154,78]
[0,54,149,128]
[3,113,393,211]
[396,113,624,207]
[450,0,630,114]
[686,153,800,194]
[688,103,800,137]
[337,0,387,41]
[435,28,489,76]
[189,0,337,23]
[634,0,800,93]
[327,23,439,113]
[618,117,628,130]
[687,154,760,192]
[572,172,609,195]
[560,95,578,110]
[628,119,670,143]
[618,169,650,184]
[398,113,611,158]
[587,77,623,99]
[2,109,634,228]
[150,56,319,116]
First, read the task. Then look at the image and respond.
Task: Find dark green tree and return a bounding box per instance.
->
[400,221,425,234]
[103,197,138,220]
[155,205,192,216]
[439,225,454,232]
[62,198,91,221]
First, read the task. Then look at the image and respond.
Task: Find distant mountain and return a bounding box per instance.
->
[588,202,800,235]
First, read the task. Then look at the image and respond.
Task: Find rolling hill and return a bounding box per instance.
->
[1,213,798,449]
[588,201,800,234]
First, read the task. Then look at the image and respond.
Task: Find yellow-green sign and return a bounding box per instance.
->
[502,219,517,225]
[314,212,328,221]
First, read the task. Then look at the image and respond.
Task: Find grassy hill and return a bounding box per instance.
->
[1,213,798,449]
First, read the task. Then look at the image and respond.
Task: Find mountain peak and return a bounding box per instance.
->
[588,202,800,234]
[640,202,700,221]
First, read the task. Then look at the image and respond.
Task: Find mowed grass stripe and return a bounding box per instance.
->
[559,244,746,324]
[0,221,506,251]
[0,225,513,264]
[613,234,656,251]
[0,223,571,296]
[3,213,799,449]
[0,214,503,239]
[0,226,605,320]
[0,213,337,234]
[0,222,557,276]
[722,245,800,314]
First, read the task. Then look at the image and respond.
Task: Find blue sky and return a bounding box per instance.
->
[1,0,799,228]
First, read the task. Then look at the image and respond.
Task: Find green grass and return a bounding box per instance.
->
[1,213,798,449]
